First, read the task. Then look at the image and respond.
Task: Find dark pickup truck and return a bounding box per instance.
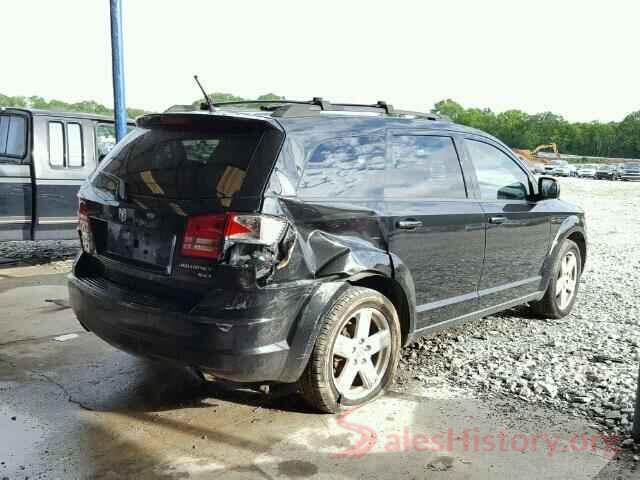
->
[0,108,132,241]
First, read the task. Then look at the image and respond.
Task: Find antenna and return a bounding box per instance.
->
[193,75,214,112]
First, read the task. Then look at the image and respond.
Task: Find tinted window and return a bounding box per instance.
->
[95,127,261,202]
[67,123,83,167]
[298,136,385,199]
[0,115,27,159]
[465,140,530,200]
[386,135,466,199]
[48,122,65,167]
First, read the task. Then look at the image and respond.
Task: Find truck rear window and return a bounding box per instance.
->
[94,127,262,202]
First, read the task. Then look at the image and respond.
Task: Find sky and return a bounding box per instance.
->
[4,0,639,122]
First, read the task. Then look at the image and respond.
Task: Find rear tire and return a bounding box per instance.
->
[529,239,581,319]
[299,286,401,413]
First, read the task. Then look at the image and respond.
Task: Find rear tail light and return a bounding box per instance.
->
[180,213,287,260]
[181,214,226,259]
[78,199,95,254]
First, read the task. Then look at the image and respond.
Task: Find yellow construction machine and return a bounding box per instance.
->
[513,143,560,171]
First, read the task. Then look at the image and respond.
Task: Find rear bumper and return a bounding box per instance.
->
[622,174,640,180]
[68,270,319,383]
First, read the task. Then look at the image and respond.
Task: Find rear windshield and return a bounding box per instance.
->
[93,127,262,202]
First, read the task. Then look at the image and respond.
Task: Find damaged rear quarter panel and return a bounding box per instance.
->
[263,196,392,282]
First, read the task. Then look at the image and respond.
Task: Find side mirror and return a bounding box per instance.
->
[538,177,560,200]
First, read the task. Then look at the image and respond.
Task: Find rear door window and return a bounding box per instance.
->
[0,114,27,160]
[298,136,386,199]
[386,135,467,199]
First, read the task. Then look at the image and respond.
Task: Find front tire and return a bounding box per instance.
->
[529,239,582,319]
[299,286,401,413]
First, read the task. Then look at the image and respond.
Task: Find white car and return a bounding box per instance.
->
[553,164,572,177]
[545,160,571,176]
[577,165,597,178]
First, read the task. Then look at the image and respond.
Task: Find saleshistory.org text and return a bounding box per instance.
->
[334,409,619,459]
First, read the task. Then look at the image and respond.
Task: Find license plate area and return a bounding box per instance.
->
[105,222,176,274]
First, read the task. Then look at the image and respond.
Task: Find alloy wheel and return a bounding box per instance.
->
[331,307,392,400]
[556,251,578,310]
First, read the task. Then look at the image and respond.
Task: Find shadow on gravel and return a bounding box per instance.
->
[0,240,80,267]
[490,304,549,321]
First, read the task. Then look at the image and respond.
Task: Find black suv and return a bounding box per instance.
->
[68,99,587,412]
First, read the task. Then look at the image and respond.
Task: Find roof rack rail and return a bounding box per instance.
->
[202,98,444,120]
[209,99,312,108]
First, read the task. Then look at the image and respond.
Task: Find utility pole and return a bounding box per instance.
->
[633,363,640,441]
[110,0,127,142]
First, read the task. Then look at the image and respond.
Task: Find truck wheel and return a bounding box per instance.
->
[300,286,401,413]
[529,239,582,319]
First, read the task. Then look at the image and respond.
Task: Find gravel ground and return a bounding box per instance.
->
[0,239,79,265]
[398,177,640,440]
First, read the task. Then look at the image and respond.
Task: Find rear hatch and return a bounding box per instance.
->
[77,113,284,303]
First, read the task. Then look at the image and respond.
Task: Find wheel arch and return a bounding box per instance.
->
[348,272,415,347]
[567,230,587,271]
[541,216,587,292]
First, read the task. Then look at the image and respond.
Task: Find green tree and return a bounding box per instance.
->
[0,92,145,118]
[431,99,465,122]
[430,99,640,159]
[494,110,530,148]
[617,111,640,158]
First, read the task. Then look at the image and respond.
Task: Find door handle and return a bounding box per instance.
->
[488,216,506,225]
[396,220,423,229]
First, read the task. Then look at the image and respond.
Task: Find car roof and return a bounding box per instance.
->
[156,104,505,147]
